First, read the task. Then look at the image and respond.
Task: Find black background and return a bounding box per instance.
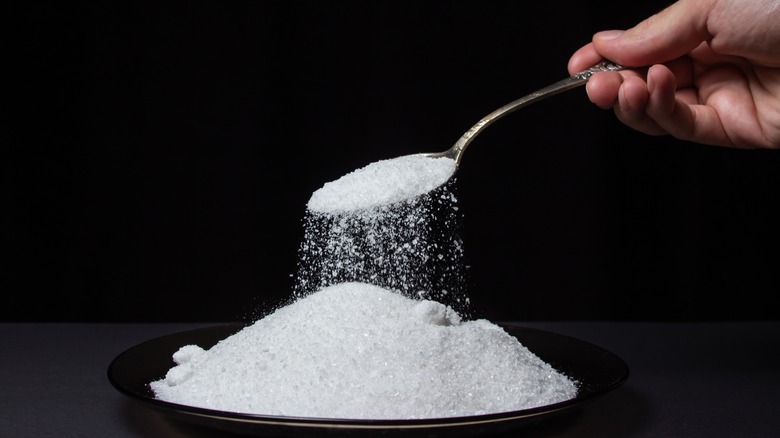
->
[5,1,779,322]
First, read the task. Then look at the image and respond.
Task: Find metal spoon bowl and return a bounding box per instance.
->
[420,61,624,166]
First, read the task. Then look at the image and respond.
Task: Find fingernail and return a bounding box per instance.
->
[595,30,624,41]
[646,68,655,94]
[618,85,628,111]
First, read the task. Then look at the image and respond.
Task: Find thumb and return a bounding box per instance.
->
[593,0,714,67]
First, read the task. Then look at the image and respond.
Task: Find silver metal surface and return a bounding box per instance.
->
[422,61,624,165]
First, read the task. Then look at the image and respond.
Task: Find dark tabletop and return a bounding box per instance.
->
[2,321,778,437]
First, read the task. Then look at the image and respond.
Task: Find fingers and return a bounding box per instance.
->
[565,0,737,145]
[580,67,668,137]
[575,51,706,139]
[645,65,732,147]
[613,74,667,136]
[568,0,714,72]
[592,0,712,67]
[642,65,693,138]
[585,71,623,109]
[604,64,732,146]
[568,43,604,76]
[584,65,688,138]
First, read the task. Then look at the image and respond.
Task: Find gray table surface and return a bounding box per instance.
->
[2,321,778,437]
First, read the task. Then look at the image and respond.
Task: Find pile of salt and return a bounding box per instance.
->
[151,282,577,419]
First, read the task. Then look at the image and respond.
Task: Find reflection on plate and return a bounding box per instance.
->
[108,323,628,437]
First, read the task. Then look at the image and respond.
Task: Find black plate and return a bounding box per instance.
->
[108,323,628,437]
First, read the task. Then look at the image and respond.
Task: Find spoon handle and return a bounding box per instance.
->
[449,61,624,164]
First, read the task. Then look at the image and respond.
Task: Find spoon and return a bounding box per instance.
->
[307,61,624,214]
[420,61,624,166]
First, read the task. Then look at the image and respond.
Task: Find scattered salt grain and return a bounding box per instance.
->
[307,155,457,213]
[151,282,578,419]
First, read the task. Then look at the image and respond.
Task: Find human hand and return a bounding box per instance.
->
[568,0,780,149]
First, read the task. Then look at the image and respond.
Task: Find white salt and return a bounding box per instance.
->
[151,152,578,419]
[151,282,577,419]
[307,155,457,213]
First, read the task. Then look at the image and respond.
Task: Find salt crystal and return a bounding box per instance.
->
[150,282,578,419]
